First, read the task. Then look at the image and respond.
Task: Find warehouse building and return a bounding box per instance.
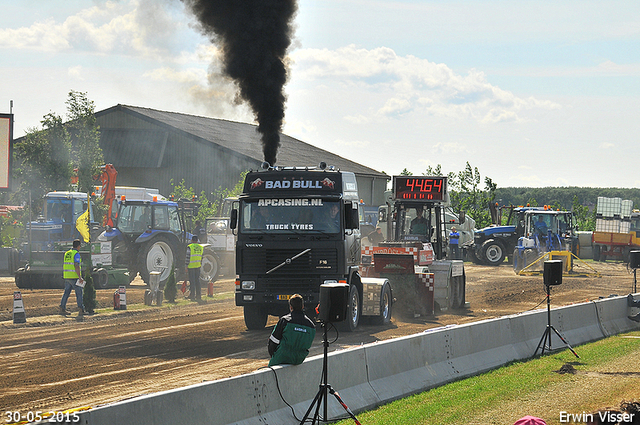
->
[96,105,388,206]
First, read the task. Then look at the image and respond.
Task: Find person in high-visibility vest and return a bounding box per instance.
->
[185,235,203,301]
[60,239,85,315]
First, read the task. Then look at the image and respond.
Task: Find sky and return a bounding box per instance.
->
[1,0,639,189]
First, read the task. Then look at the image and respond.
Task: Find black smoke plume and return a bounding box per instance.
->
[183,0,298,166]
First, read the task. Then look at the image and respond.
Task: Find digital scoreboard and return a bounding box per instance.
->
[393,176,447,201]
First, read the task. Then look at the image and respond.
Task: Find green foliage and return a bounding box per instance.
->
[0,212,24,247]
[91,196,109,228]
[494,187,640,212]
[425,162,496,228]
[82,269,97,314]
[169,170,249,231]
[13,113,72,215]
[12,90,104,217]
[66,90,104,194]
[164,265,177,303]
[572,195,596,231]
[333,333,640,425]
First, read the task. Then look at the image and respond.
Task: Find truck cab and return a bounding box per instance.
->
[232,164,363,330]
[24,192,96,252]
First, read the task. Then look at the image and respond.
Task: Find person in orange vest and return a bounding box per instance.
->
[60,239,85,315]
[185,235,203,301]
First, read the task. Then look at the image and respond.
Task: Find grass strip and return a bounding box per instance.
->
[331,331,640,425]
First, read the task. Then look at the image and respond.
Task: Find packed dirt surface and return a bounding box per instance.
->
[1,261,637,416]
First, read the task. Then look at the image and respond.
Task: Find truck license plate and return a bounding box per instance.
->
[277,294,292,301]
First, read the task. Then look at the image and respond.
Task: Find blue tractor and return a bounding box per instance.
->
[98,197,219,287]
[470,206,578,267]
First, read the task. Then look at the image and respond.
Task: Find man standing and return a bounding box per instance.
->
[268,294,316,367]
[186,235,203,301]
[449,226,460,260]
[60,239,84,315]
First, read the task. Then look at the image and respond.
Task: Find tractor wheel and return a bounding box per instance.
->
[244,305,268,330]
[199,249,219,286]
[93,269,109,289]
[15,269,29,289]
[137,235,178,286]
[373,283,393,325]
[481,239,506,266]
[338,284,361,332]
[467,246,482,264]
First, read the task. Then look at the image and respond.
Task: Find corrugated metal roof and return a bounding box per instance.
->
[99,105,385,177]
[100,128,168,168]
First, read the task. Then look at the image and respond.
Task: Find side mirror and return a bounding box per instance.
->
[378,209,387,223]
[459,211,466,224]
[230,209,238,230]
[345,204,359,230]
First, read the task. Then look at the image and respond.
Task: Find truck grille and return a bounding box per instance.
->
[241,248,338,275]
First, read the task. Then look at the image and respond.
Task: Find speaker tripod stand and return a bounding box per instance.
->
[533,284,579,358]
[300,321,361,425]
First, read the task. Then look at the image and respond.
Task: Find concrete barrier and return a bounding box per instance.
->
[74,296,639,425]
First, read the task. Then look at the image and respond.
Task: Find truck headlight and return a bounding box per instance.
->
[241,281,256,290]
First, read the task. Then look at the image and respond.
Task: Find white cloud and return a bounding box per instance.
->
[67,65,84,80]
[0,0,192,61]
[289,45,561,125]
[432,142,469,155]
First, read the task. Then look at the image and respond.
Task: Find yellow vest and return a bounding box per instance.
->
[188,243,203,268]
[63,249,80,279]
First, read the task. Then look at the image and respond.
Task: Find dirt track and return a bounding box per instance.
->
[0,261,637,415]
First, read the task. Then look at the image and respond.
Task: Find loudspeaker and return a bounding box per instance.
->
[630,250,640,269]
[543,260,563,286]
[318,283,349,323]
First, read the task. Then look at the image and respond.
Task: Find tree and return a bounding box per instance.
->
[82,269,97,314]
[13,112,72,215]
[164,265,178,303]
[66,90,104,194]
[170,170,248,230]
[442,162,497,229]
[12,90,104,215]
[572,195,596,231]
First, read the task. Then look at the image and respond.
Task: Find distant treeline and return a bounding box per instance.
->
[494,187,640,211]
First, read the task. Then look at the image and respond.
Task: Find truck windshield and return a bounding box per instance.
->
[240,199,341,234]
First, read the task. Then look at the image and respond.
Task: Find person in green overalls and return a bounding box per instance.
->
[268,294,316,367]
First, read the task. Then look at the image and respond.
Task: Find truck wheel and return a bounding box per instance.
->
[373,283,392,325]
[481,239,506,266]
[593,245,601,261]
[244,306,267,330]
[137,235,177,286]
[339,284,360,332]
[199,249,219,286]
